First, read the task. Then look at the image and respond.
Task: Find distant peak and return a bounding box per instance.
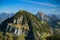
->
[38,12,44,15]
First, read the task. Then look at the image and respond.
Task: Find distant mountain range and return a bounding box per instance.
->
[47,14,60,19]
[0,12,14,24]
[0,11,60,40]
[0,12,14,18]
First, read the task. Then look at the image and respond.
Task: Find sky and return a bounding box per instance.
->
[0,0,60,14]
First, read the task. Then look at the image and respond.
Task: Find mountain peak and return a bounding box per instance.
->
[16,10,27,14]
[19,10,26,12]
[0,10,54,40]
[37,11,44,15]
[13,10,29,19]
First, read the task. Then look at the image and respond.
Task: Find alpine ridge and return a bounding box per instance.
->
[0,10,60,40]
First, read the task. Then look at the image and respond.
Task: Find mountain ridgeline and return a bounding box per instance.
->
[0,13,14,24]
[0,10,60,40]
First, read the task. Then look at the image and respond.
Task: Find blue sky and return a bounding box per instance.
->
[0,0,60,14]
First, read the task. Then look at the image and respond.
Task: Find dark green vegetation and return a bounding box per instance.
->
[0,10,60,40]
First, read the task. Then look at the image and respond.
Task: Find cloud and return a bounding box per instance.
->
[20,0,58,7]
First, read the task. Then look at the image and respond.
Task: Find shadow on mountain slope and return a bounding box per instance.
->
[0,17,14,36]
[25,17,35,40]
